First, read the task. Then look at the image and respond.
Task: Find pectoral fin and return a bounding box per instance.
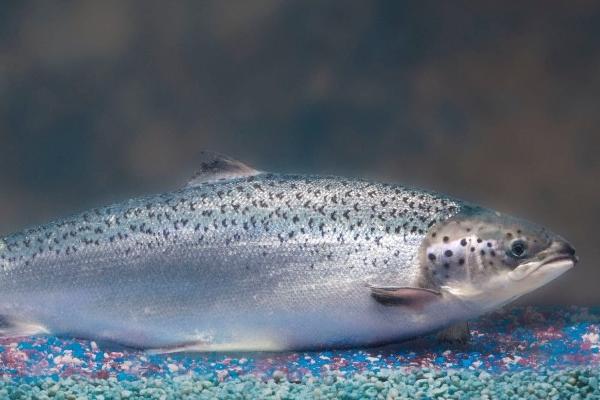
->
[368,285,441,306]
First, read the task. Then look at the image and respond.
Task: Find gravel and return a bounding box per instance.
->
[0,306,598,399]
[1,367,599,399]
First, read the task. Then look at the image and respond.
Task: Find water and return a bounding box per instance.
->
[1,3,599,398]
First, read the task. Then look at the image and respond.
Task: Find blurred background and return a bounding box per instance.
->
[0,1,598,304]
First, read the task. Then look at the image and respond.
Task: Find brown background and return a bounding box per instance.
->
[0,1,598,304]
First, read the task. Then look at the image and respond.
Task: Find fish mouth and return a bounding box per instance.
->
[526,254,577,277]
[540,254,578,268]
[508,243,577,282]
[529,238,578,273]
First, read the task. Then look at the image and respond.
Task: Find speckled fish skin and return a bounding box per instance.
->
[0,158,576,351]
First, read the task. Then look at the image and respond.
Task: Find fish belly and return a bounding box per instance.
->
[0,243,438,351]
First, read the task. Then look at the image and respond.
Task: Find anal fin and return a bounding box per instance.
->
[0,317,49,338]
[146,338,283,354]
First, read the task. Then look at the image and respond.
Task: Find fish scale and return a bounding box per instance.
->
[0,155,576,352]
[0,174,459,274]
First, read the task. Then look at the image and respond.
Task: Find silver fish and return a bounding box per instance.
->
[0,153,577,352]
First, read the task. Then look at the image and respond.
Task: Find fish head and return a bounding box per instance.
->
[419,205,577,313]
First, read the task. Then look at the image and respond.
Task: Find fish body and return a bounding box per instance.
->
[0,154,576,351]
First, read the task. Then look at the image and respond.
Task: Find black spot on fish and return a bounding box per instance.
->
[444,250,453,257]
[444,263,450,269]
[477,238,483,243]
[428,253,436,261]
[443,236,449,243]
[487,242,492,247]
[459,258,465,265]
[460,238,467,246]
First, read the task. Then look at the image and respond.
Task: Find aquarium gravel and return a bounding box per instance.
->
[0,306,599,399]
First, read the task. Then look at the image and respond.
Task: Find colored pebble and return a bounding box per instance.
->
[0,306,597,398]
[0,368,598,399]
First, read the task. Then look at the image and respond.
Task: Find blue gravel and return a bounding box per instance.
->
[1,367,599,399]
[0,306,599,398]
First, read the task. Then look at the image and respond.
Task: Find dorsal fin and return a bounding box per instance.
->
[186,152,261,187]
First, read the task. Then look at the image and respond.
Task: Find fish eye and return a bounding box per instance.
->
[509,240,527,258]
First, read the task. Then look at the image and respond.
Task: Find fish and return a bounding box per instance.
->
[0,152,577,352]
